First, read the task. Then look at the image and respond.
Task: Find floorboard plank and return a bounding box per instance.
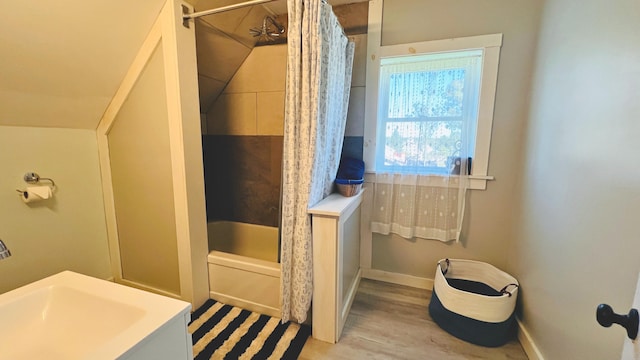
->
[299,279,528,359]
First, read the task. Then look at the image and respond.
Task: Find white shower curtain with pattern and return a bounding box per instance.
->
[280,0,354,323]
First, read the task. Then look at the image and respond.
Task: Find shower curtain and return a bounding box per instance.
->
[280,0,354,323]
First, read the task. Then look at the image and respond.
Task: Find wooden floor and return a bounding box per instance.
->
[299,279,528,360]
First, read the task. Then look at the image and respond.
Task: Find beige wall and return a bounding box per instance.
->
[0,126,111,293]
[0,1,165,130]
[368,0,543,276]
[510,0,640,358]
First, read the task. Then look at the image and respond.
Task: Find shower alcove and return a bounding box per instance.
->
[193,0,369,341]
[189,1,368,342]
[195,3,288,317]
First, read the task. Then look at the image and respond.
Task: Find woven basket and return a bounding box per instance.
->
[337,182,362,197]
[429,258,519,347]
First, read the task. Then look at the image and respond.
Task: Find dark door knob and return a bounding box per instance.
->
[596,303,639,340]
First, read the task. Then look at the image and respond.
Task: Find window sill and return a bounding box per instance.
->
[469,175,494,190]
[363,172,494,190]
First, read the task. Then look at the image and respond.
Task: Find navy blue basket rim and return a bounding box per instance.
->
[335,178,364,185]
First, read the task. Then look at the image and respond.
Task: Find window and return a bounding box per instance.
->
[377,50,482,175]
[364,34,502,189]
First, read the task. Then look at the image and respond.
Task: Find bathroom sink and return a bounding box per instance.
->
[0,271,192,360]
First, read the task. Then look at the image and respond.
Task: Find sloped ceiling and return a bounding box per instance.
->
[0,1,166,129]
[192,2,282,113]
[190,0,368,113]
[0,0,366,129]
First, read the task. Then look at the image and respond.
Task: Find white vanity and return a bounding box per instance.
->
[0,271,193,360]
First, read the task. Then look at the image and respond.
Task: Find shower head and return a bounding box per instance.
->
[249,16,285,42]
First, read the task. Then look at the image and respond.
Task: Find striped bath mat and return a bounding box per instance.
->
[189,300,311,360]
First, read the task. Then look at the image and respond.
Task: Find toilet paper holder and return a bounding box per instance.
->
[23,172,56,188]
[15,172,56,194]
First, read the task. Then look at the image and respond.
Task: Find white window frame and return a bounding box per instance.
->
[363,1,501,190]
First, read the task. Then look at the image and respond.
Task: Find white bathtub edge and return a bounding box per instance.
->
[208,250,280,278]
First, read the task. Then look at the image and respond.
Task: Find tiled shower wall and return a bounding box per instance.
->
[203,44,287,227]
[201,4,368,226]
[202,135,282,226]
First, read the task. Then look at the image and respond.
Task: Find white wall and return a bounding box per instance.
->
[510,0,640,358]
[0,126,111,293]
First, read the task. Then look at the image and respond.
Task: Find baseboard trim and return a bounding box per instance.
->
[517,319,544,360]
[362,268,433,290]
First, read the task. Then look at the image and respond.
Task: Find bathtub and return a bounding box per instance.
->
[207,221,281,318]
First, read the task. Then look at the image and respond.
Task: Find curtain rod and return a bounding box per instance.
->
[183,0,338,21]
[183,0,277,21]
